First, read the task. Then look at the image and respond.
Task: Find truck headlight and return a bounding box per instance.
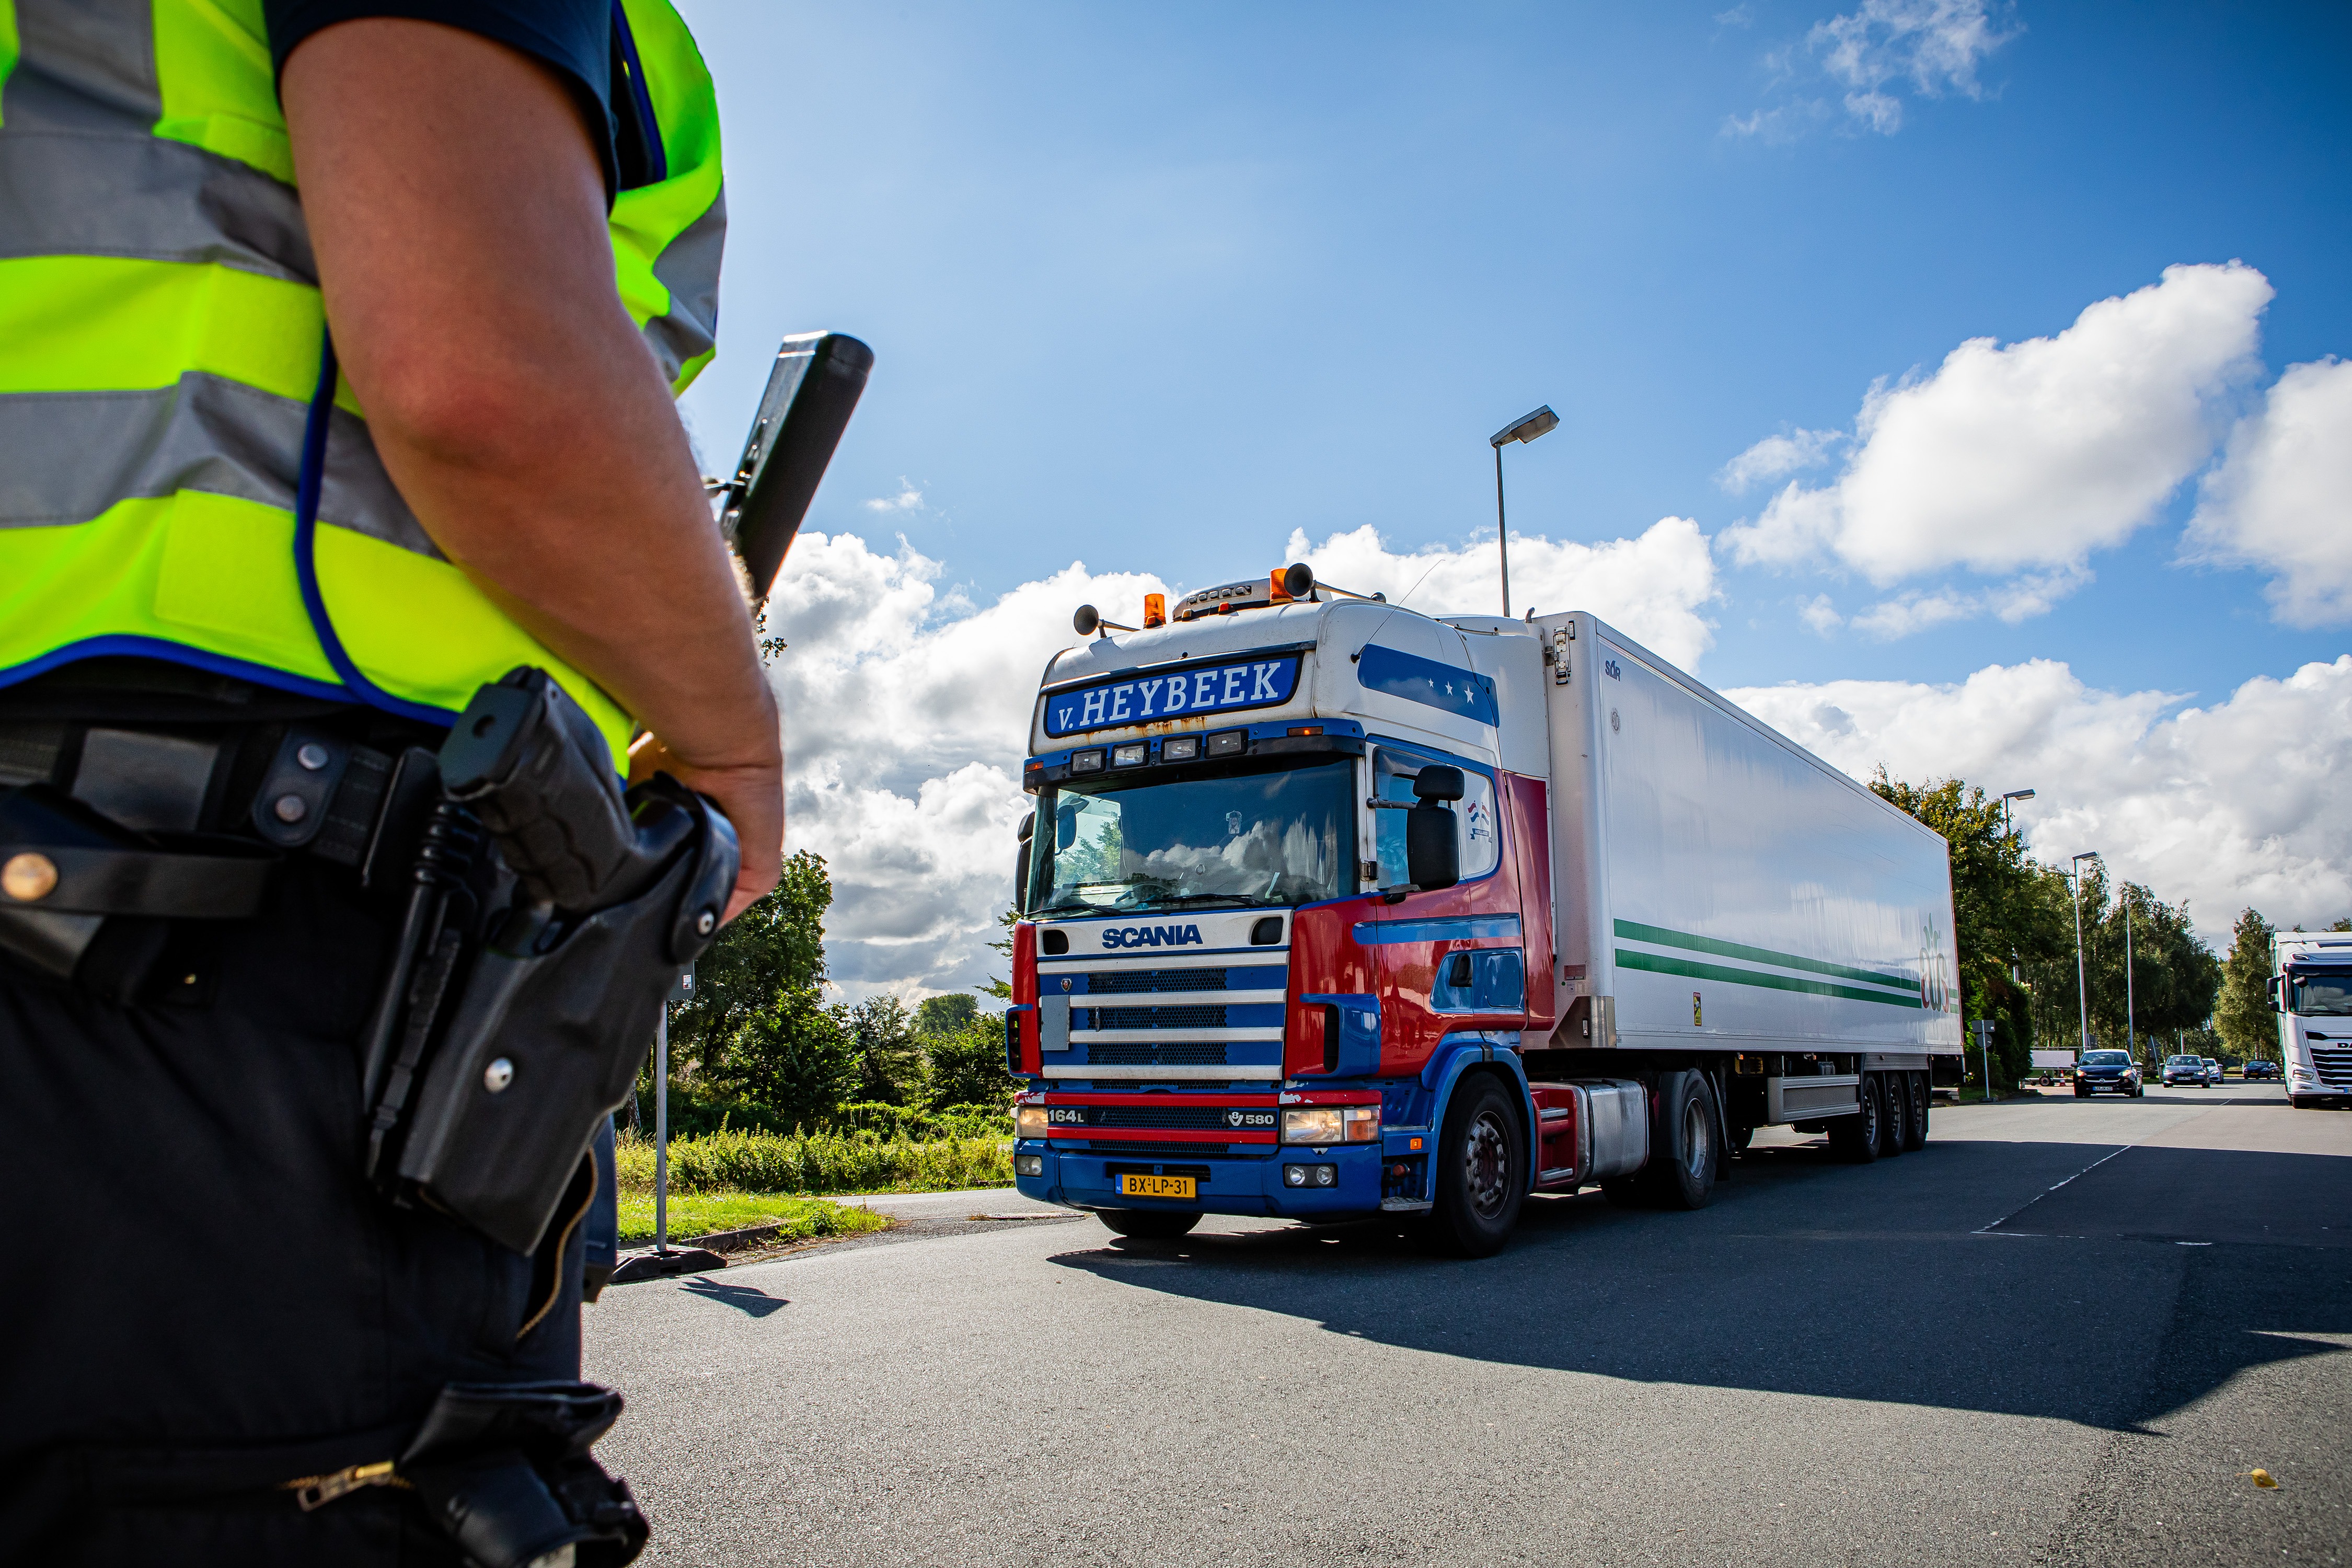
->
[1282,1105,1379,1144]
[1015,1105,1050,1139]
[1014,1153,1044,1177]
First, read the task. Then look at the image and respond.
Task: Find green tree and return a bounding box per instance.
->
[668,848,855,1126]
[914,994,981,1036]
[1870,773,2070,1088]
[833,995,925,1105]
[923,1017,1017,1110]
[2216,907,2278,1064]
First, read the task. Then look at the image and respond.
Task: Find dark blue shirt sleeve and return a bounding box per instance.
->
[263,0,625,197]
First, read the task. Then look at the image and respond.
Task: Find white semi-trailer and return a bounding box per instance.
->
[2273,931,2352,1109]
[1006,566,1965,1254]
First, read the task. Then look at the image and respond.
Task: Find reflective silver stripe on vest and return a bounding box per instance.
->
[1,0,317,282]
[642,182,725,382]
[0,376,441,560]
[0,135,317,280]
[4,0,162,133]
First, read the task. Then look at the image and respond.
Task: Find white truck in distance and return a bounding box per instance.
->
[1005,564,1965,1255]
[2273,930,2352,1109]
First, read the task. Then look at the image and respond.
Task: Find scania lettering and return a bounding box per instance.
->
[1004,564,1964,1254]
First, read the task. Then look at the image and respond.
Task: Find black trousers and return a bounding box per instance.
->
[0,856,585,1563]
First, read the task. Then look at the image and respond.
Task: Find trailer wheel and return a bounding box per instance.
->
[1879,1072,1908,1158]
[1430,1076,1525,1257]
[1099,1209,1200,1240]
[1646,1070,1720,1210]
[1903,1073,1929,1151]
[1829,1075,1883,1163]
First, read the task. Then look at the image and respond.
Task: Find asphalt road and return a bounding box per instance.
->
[586,1084,2351,1567]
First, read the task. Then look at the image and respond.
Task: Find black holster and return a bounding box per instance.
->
[400,1381,649,1568]
[362,668,740,1256]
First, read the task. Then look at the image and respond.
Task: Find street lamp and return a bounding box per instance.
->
[1489,405,1559,617]
[2000,788,2035,836]
[2069,851,2101,1056]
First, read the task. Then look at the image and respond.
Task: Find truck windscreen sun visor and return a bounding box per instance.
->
[1044,656,1301,737]
[1355,645,1499,725]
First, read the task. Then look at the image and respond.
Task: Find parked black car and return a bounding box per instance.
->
[2243,1059,2281,1081]
[2074,1049,2143,1097]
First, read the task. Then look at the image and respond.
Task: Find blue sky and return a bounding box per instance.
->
[667,1,2352,991]
[677,0,2348,700]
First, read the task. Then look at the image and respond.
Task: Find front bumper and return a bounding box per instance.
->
[1014,1140,1387,1219]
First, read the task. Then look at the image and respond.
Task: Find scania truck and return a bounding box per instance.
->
[1005,564,1964,1255]
[2272,930,2352,1109]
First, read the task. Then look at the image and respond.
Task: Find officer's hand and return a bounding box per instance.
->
[630,734,783,924]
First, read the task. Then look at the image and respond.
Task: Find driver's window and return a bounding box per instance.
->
[1371,750,1500,886]
[1052,792,1125,895]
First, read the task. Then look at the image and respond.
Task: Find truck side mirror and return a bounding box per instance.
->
[1015,812,1034,914]
[1406,802,1459,892]
[2267,973,2283,1011]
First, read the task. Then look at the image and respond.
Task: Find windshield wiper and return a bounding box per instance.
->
[1127,893,1264,910]
[1031,900,1103,916]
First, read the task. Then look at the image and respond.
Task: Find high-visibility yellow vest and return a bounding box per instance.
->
[0,0,725,760]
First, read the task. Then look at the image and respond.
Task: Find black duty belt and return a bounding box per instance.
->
[1,718,440,986]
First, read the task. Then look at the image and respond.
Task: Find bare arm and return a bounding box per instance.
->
[281,18,780,919]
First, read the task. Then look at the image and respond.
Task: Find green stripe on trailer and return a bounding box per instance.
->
[1615,948,1925,1009]
[1613,918,1916,993]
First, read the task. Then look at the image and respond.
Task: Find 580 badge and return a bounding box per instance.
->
[1225,1110,1276,1129]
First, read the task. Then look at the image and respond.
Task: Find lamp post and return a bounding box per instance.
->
[2000,789,2035,982]
[2070,851,2101,1056]
[1489,405,1559,617]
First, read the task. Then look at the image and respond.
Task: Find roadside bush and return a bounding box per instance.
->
[613,1126,1011,1197]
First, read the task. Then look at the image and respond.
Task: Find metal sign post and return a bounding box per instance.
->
[655,965,694,1258]
[1971,1019,1997,1102]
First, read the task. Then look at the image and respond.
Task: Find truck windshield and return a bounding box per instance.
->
[2290,971,2352,1016]
[1033,757,1355,914]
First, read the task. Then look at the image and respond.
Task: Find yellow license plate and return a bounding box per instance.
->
[1120,1173,1196,1200]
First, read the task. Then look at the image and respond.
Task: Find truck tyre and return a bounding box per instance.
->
[1430,1075,1526,1257]
[1878,1073,1908,1158]
[1829,1075,1883,1163]
[1644,1070,1720,1210]
[1903,1073,1929,1151]
[1100,1209,1200,1240]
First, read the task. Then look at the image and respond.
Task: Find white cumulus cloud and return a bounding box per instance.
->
[1283,517,1721,670]
[769,520,1722,998]
[1721,262,2274,608]
[1719,427,1843,493]
[1726,655,2352,943]
[2184,356,2352,628]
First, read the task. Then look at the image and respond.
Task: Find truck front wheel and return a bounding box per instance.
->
[1431,1076,1526,1258]
[1100,1209,1200,1240]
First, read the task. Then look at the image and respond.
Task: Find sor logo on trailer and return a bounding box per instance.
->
[1920,916,1956,1012]
[1225,1110,1277,1129]
[1100,924,1205,950]
[1603,659,1622,680]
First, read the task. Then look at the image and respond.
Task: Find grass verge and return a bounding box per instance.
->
[613,1192,891,1247]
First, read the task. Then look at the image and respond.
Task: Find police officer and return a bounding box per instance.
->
[0,1,780,1560]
